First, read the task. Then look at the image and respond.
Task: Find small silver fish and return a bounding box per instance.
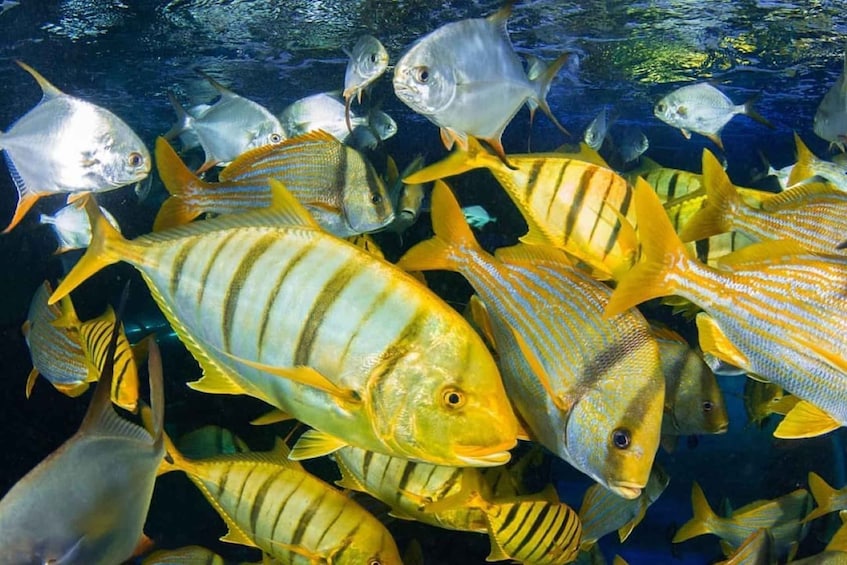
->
[814,51,847,152]
[654,82,773,150]
[164,70,285,171]
[613,124,649,164]
[0,61,150,233]
[462,205,497,229]
[584,106,617,150]
[39,200,121,253]
[343,34,389,129]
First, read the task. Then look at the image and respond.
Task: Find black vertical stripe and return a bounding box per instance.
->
[250,470,282,534]
[523,160,545,202]
[667,172,679,201]
[511,504,550,557]
[215,462,232,498]
[197,232,239,307]
[499,503,525,546]
[561,167,592,239]
[362,450,374,482]
[270,476,306,539]
[291,490,327,546]
[168,241,195,298]
[313,503,346,548]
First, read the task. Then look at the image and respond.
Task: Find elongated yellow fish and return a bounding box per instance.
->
[404,136,639,280]
[606,178,847,439]
[50,183,518,467]
[398,180,664,498]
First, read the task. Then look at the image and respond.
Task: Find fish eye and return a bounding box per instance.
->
[369,53,378,63]
[655,103,665,113]
[269,133,283,144]
[442,387,465,409]
[415,66,430,84]
[127,152,144,168]
[702,400,714,412]
[371,194,383,205]
[611,428,631,450]
[368,560,381,565]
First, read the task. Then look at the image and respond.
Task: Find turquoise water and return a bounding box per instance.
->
[0,1,846,563]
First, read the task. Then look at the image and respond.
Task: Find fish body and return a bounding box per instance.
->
[612,124,649,164]
[0,61,150,232]
[653,83,772,150]
[343,35,389,104]
[788,133,847,191]
[743,380,797,427]
[0,305,164,564]
[39,199,121,253]
[164,71,285,170]
[392,4,568,161]
[606,178,847,439]
[461,204,496,229]
[583,106,616,150]
[404,136,639,281]
[51,187,518,467]
[398,181,665,498]
[385,155,427,236]
[161,439,403,565]
[154,133,395,237]
[814,51,847,152]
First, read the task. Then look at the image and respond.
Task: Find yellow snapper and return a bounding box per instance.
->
[814,50,847,153]
[653,83,773,150]
[578,464,670,549]
[160,437,402,565]
[398,181,664,498]
[0,61,150,233]
[154,132,395,237]
[39,199,122,254]
[404,136,640,281]
[23,280,141,411]
[680,150,847,254]
[392,3,569,164]
[0,306,164,564]
[605,178,847,440]
[51,184,518,467]
[788,133,847,191]
[164,70,285,172]
[673,482,812,560]
[804,472,847,523]
[343,34,389,128]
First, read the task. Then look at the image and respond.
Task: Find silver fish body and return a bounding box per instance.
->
[614,124,649,164]
[343,35,389,102]
[814,51,847,152]
[584,106,616,150]
[39,200,121,253]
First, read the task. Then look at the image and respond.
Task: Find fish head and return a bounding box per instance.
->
[653,94,685,127]
[247,119,286,151]
[341,150,396,234]
[393,42,457,118]
[345,35,390,96]
[370,110,398,140]
[672,351,729,435]
[336,520,403,565]
[95,121,151,188]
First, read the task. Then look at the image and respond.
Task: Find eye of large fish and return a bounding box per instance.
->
[371,194,383,205]
[368,560,382,565]
[611,428,631,449]
[127,152,144,168]
[414,66,430,84]
[702,400,714,413]
[442,387,465,409]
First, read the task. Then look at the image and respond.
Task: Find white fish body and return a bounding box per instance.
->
[0,61,150,232]
[584,106,616,150]
[343,34,389,103]
[40,200,121,253]
[814,51,847,152]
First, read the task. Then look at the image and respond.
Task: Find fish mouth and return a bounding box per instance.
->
[608,482,644,500]
[453,439,516,467]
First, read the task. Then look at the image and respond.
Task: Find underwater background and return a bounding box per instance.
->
[0,0,846,563]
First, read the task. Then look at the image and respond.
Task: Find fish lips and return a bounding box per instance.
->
[452,439,517,467]
[607,482,644,500]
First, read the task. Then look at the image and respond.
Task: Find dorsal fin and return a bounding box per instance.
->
[196,68,237,98]
[16,60,64,99]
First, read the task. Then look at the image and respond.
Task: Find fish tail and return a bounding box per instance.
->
[162,90,191,140]
[787,132,817,186]
[604,177,690,318]
[672,482,718,542]
[154,136,209,231]
[403,136,494,184]
[48,195,135,306]
[529,52,573,137]
[742,95,774,129]
[803,472,836,522]
[397,180,483,273]
[157,427,189,476]
[678,150,739,242]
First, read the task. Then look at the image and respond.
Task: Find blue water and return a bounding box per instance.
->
[1,1,846,563]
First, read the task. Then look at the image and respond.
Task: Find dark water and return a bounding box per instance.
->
[0,1,846,564]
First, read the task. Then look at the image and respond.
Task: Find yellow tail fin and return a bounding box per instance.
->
[154,137,210,230]
[672,482,718,543]
[403,136,495,185]
[803,472,837,523]
[787,132,818,187]
[679,150,740,242]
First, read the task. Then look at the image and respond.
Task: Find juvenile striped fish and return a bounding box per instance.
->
[50,184,518,467]
[155,132,395,237]
[398,181,665,499]
[160,438,403,565]
[606,178,847,439]
[404,136,639,281]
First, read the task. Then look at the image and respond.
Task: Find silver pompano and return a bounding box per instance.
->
[39,200,121,253]
[814,51,847,152]
[584,106,616,150]
[0,61,150,233]
[343,34,389,103]
[392,3,568,162]
[164,70,286,170]
[653,82,772,150]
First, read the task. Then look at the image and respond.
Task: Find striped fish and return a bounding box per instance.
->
[626,157,705,203]
[715,529,775,565]
[50,184,518,467]
[606,178,847,439]
[398,180,665,499]
[154,131,394,237]
[680,149,847,254]
[404,136,639,281]
[160,437,403,565]
[788,133,847,190]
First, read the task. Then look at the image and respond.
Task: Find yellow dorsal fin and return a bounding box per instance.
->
[510,328,571,413]
[695,313,750,371]
[773,401,840,439]
[678,149,740,243]
[787,132,818,186]
[494,243,574,267]
[266,178,322,229]
[288,429,348,460]
[715,239,810,269]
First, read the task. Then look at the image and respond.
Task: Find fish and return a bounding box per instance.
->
[578,464,670,549]
[672,482,812,560]
[0,289,164,564]
[50,184,519,467]
[653,82,773,150]
[278,91,397,150]
[404,136,640,281]
[803,472,847,523]
[176,425,251,460]
[814,50,847,152]
[792,511,847,564]
[392,3,570,163]
[141,545,230,565]
[605,177,847,440]
[39,199,121,253]
[715,529,775,565]
[384,154,428,237]
[680,149,847,254]
[343,34,390,130]
[743,380,799,428]
[583,106,617,150]
[461,204,497,229]
[788,132,847,191]
[612,124,649,164]
[398,180,665,498]
[154,132,395,237]
[159,437,403,565]
[164,70,285,172]
[0,60,150,233]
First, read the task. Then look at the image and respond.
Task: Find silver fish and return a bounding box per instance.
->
[0,301,164,564]
[584,106,617,150]
[343,34,389,130]
[654,82,773,150]
[392,3,569,163]
[0,61,150,233]
[164,70,285,171]
[39,199,121,253]
[613,124,649,164]
[814,51,847,152]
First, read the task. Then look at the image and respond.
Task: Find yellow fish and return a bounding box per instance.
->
[404,136,639,280]
[50,183,518,467]
[606,178,847,440]
[804,472,847,523]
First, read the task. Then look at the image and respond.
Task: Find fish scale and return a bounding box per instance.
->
[484,498,582,565]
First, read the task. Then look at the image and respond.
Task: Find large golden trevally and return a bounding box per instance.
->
[0,61,150,233]
[392,3,569,164]
[50,182,518,467]
[606,178,847,439]
[399,181,665,499]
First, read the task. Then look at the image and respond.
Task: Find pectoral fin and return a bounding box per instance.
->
[289,429,348,460]
[695,313,750,370]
